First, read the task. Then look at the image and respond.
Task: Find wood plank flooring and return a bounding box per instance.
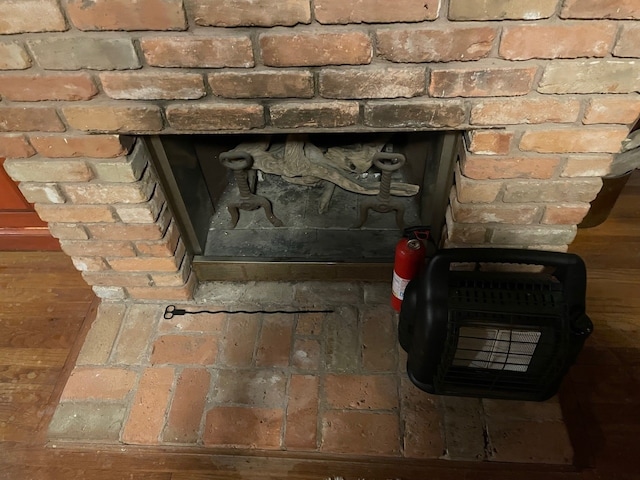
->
[0,171,639,479]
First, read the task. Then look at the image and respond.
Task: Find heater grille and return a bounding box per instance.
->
[453,326,541,372]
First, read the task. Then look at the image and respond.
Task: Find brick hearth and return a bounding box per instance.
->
[49,283,573,464]
[1,0,639,300]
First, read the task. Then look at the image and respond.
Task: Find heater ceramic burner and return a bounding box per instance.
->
[399,248,593,401]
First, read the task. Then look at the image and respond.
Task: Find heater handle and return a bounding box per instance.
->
[426,248,588,308]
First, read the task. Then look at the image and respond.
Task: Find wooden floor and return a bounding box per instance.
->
[0,171,639,479]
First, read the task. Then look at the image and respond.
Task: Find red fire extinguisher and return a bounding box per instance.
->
[391,227,430,312]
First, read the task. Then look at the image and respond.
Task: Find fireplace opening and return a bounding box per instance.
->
[145,131,460,281]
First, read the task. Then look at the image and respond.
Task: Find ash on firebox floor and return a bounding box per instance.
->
[204,173,422,261]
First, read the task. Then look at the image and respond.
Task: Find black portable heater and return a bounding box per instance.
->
[399,248,593,401]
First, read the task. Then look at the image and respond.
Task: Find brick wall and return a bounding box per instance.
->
[1,0,639,300]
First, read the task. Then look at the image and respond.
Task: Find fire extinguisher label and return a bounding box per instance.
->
[392,271,410,300]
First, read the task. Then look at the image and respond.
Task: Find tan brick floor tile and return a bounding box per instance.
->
[111,304,162,365]
[163,368,210,444]
[400,377,445,459]
[324,374,398,410]
[295,313,324,335]
[61,367,137,401]
[255,316,294,367]
[159,308,226,333]
[361,306,398,373]
[122,366,174,445]
[291,338,320,371]
[209,369,287,408]
[75,302,126,366]
[320,410,401,456]
[203,406,283,449]
[150,334,218,365]
[284,374,319,450]
[219,314,260,367]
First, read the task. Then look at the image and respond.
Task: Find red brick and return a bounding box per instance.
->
[60,239,135,257]
[320,410,400,455]
[100,72,205,100]
[377,26,495,63]
[149,257,191,287]
[0,42,32,70]
[470,98,581,125]
[430,67,537,97]
[108,254,183,273]
[151,334,218,365]
[220,314,260,367]
[449,0,558,20]
[562,155,614,177]
[364,100,466,129]
[87,223,166,241]
[614,25,640,57]
[260,31,372,67]
[134,222,179,255]
[164,368,210,443]
[269,101,359,129]
[141,36,254,68]
[4,158,92,182]
[166,103,264,131]
[285,375,319,450]
[208,70,313,99]
[315,0,439,23]
[46,223,88,240]
[361,307,397,373]
[0,107,65,132]
[560,0,640,19]
[255,317,294,367]
[538,60,640,94]
[29,135,133,158]
[0,134,35,158]
[62,105,164,133]
[122,367,175,445]
[0,73,97,101]
[319,66,425,99]
[82,271,151,287]
[27,37,140,70]
[542,204,591,225]
[61,367,137,400]
[188,0,310,26]
[462,155,560,179]
[451,189,539,224]
[583,97,640,125]
[0,0,66,34]
[500,24,616,60]
[520,127,629,153]
[467,130,513,155]
[127,273,196,301]
[66,0,186,31]
[204,406,283,449]
[324,374,398,410]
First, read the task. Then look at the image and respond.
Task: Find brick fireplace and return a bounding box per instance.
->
[1,0,639,301]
